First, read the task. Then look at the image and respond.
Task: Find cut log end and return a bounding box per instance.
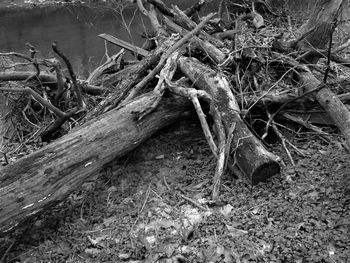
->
[249,160,281,185]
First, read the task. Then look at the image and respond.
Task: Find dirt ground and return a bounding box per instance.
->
[1,119,349,262]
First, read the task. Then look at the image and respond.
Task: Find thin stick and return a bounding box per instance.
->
[0,86,66,118]
[52,41,84,109]
[167,83,218,157]
[123,12,216,103]
[262,82,326,140]
[272,123,295,165]
[211,106,226,200]
[163,176,209,211]
[323,19,337,83]
[136,51,180,120]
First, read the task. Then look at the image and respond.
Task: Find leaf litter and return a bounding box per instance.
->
[0,120,349,262]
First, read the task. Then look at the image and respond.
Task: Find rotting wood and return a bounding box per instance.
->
[0,71,56,83]
[83,35,179,122]
[0,0,349,236]
[86,49,125,85]
[98,33,150,58]
[178,56,280,185]
[300,70,350,148]
[0,94,192,237]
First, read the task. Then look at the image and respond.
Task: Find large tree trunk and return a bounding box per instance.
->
[0,94,192,236]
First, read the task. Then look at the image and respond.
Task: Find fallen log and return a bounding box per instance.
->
[178,56,280,185]
[270,51,350,148]
[0,71,56,83]
[300,71,350,148]
[0,94,192,236]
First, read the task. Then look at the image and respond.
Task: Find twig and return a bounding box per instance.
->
[184,0,205,16]
[135,51,180,120]
[167,82,218,157]
[163,176,209,211]
[122,12,216,103]
[262,82,326,140]
[26,42,40,77]
[247,66,298,113]
[178,192,209,211]
[130,184,151,233]
[334,37,350,53]
[0,239,15,263]
[44,58,65,104]
[0,86,66,118]
[98,34,149,57]
[224,123,236,171]
[147,0,174,17]
[282,113,330,137]
[323,19,337,83]
[86,49,125,84]
[52,41,84,109]
[166,80,227,200]
[191,95,218,156]
[272,123,295,165]
[211,105,226,201]
[0,52,33,62]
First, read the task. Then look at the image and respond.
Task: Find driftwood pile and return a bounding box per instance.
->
[0,0,349,236]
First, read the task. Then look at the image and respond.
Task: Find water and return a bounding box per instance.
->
[0,1,207,78]
[0,4,150,78]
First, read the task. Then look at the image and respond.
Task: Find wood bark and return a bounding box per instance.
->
[300,71,350,147]
[0,95,192,236]
[83,37,177,121]
[297,0,344,51]
[98,33,150,57]
[1,0,347,237]
[0,71,56,83]
[271,0,350,147]
[178,57,280,184]
[297,0,350,147]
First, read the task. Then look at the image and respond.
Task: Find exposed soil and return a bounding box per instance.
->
[1,120,349,262]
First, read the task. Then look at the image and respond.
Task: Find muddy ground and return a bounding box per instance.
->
[1,119,349,262]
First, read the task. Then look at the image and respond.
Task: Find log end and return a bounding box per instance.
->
[250,160,280,185]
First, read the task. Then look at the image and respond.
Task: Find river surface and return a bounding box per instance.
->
[0,1,210,78]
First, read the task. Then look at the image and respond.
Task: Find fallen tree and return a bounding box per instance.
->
[0,94,192,235]
[0,0,349,236]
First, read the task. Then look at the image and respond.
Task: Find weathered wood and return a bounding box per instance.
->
[271,52,350,147]
[0,95,192,236]
[178,56,280,184]
[163,16,226,64]
[297,0,344,50]
[86,49,125,85]
[300,71,350,148]
[84,36,178,121]
[0,71,56,83]
[98,33,150,57]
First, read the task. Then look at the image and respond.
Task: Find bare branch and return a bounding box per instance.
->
[52,41,84,109]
